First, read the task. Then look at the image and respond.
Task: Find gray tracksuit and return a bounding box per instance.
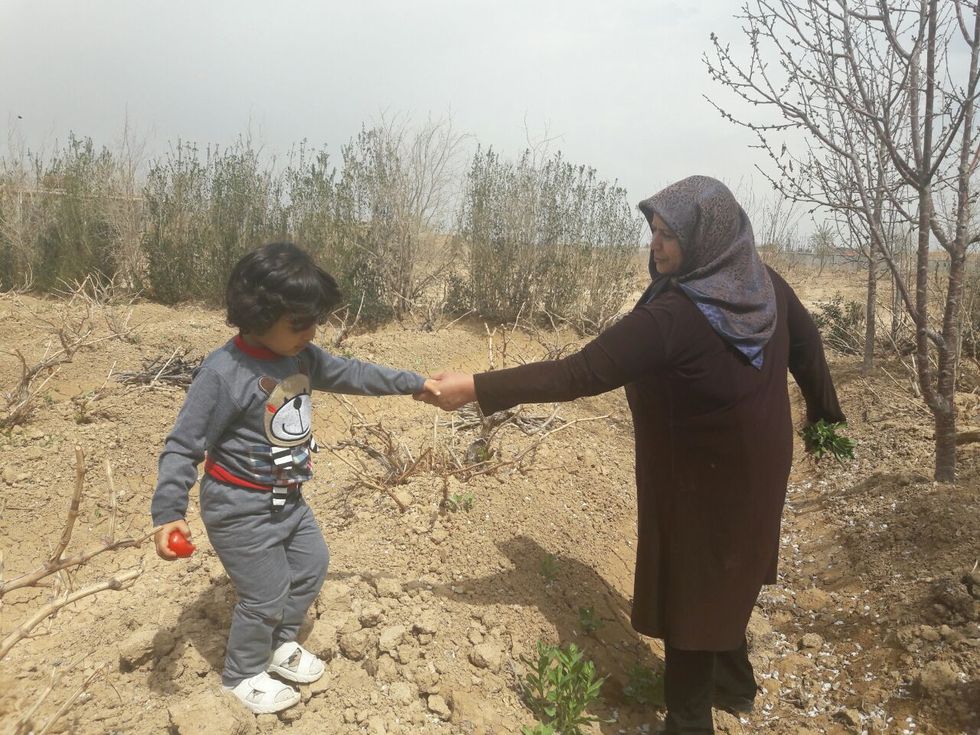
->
[150,336,424,685]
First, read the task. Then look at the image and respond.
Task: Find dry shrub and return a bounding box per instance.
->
[812,293,865,355]
[331,118,464,323]
[0,134,142,294]
[140,138,287,304]
[2,124,641,335]
[452,147,644,334]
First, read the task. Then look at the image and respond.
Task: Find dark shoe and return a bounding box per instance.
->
[712,695,754,715]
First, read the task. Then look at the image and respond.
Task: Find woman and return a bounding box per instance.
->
[420,176,845,733]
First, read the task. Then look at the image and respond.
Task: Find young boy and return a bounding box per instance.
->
[151,242,437,713]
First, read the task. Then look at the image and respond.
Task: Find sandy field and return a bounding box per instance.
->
[1,264,978,735]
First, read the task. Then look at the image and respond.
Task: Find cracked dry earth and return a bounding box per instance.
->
[0,271,978,735]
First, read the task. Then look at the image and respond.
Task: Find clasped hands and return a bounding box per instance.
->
[414,372,476,411]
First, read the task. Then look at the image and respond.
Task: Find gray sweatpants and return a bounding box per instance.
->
[200,476,330,686]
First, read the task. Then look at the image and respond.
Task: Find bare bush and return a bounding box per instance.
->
[70,366,115,425]
[141,137,287,304]
[0,285,130,430]
[453,147,643,333]
[332,117,465,322]
[327,392,607,518]
[58,272,141,343]
[0,134,142,293]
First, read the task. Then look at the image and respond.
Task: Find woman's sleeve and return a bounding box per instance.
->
[474,306,673,415]
[785,284,847,424]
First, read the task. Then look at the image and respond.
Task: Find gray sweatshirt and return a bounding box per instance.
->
[150,336,425,525]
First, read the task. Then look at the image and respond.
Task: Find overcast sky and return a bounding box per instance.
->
[0,1,780,221]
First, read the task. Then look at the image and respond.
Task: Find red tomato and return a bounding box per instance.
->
[167,529,196,558]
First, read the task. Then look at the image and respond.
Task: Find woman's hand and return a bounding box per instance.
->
[414,371,476,411]
[154,519,193,560]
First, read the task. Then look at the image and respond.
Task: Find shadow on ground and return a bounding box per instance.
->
[433,534,665,733]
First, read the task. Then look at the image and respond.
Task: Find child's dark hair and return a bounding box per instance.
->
[226,242,342,334]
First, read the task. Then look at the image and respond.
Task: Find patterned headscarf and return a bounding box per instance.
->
[637,176,776,368]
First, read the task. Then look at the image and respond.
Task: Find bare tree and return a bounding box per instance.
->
[706,0,980,482]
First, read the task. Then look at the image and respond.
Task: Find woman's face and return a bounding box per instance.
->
[649,214,683,275]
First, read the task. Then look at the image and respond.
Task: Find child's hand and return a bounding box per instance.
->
[413,378,442,404]
[154,519,193,561]
[415,371,476,411]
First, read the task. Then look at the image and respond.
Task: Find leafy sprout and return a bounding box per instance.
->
[521,641,606,735]
[577,606,604,635]
[800,419,855,463]
[623,664,665,708]
[539,553,559,583]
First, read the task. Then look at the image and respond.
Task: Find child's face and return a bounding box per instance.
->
[248,314,317,357]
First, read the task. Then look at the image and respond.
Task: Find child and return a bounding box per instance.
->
[151,242,438,714]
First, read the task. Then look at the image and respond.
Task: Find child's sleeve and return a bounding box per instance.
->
[306,345,425,396]
[150,367,242,525]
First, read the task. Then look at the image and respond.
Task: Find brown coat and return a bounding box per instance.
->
[473,268,844,650]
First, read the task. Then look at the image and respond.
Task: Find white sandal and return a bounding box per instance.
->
[223,671,300,714]
[268,641,325,684]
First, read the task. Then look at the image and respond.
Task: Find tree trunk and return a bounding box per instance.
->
[863,253,876,375]
[891,265,902,346]
[933,251,968,483]
[934,404,957,482]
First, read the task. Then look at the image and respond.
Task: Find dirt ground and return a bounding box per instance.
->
[0,265,978,735]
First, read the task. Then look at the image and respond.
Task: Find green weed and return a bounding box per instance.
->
[623,664,664,708]
[799,419,855,463]
[577,606,603,635]
[446,492,474,512]
[539,553,559,583]
[521,641,606,735]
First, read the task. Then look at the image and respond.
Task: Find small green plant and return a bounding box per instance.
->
[521,725,556,735]
[800,419,855,463]
[521,641,606,735]
[623,664,665,707]
[577,606,603,635]
[463,437,493,466]
[539,553,559,583]
[446,492,474,512]
[71,389,98,425]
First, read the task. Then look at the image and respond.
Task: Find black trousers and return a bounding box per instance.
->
[663,638,758,734]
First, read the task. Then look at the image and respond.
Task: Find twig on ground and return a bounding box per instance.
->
[115,349,200,388]
[152,347,181,384]
[437,309,475,332]
[0,446,151,601]
[447,414,611,480]
[34,663,108,735]
[0,566,142,661]
[326,447,411,512]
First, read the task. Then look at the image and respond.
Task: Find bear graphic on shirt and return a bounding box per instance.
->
[258,372,312,448]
